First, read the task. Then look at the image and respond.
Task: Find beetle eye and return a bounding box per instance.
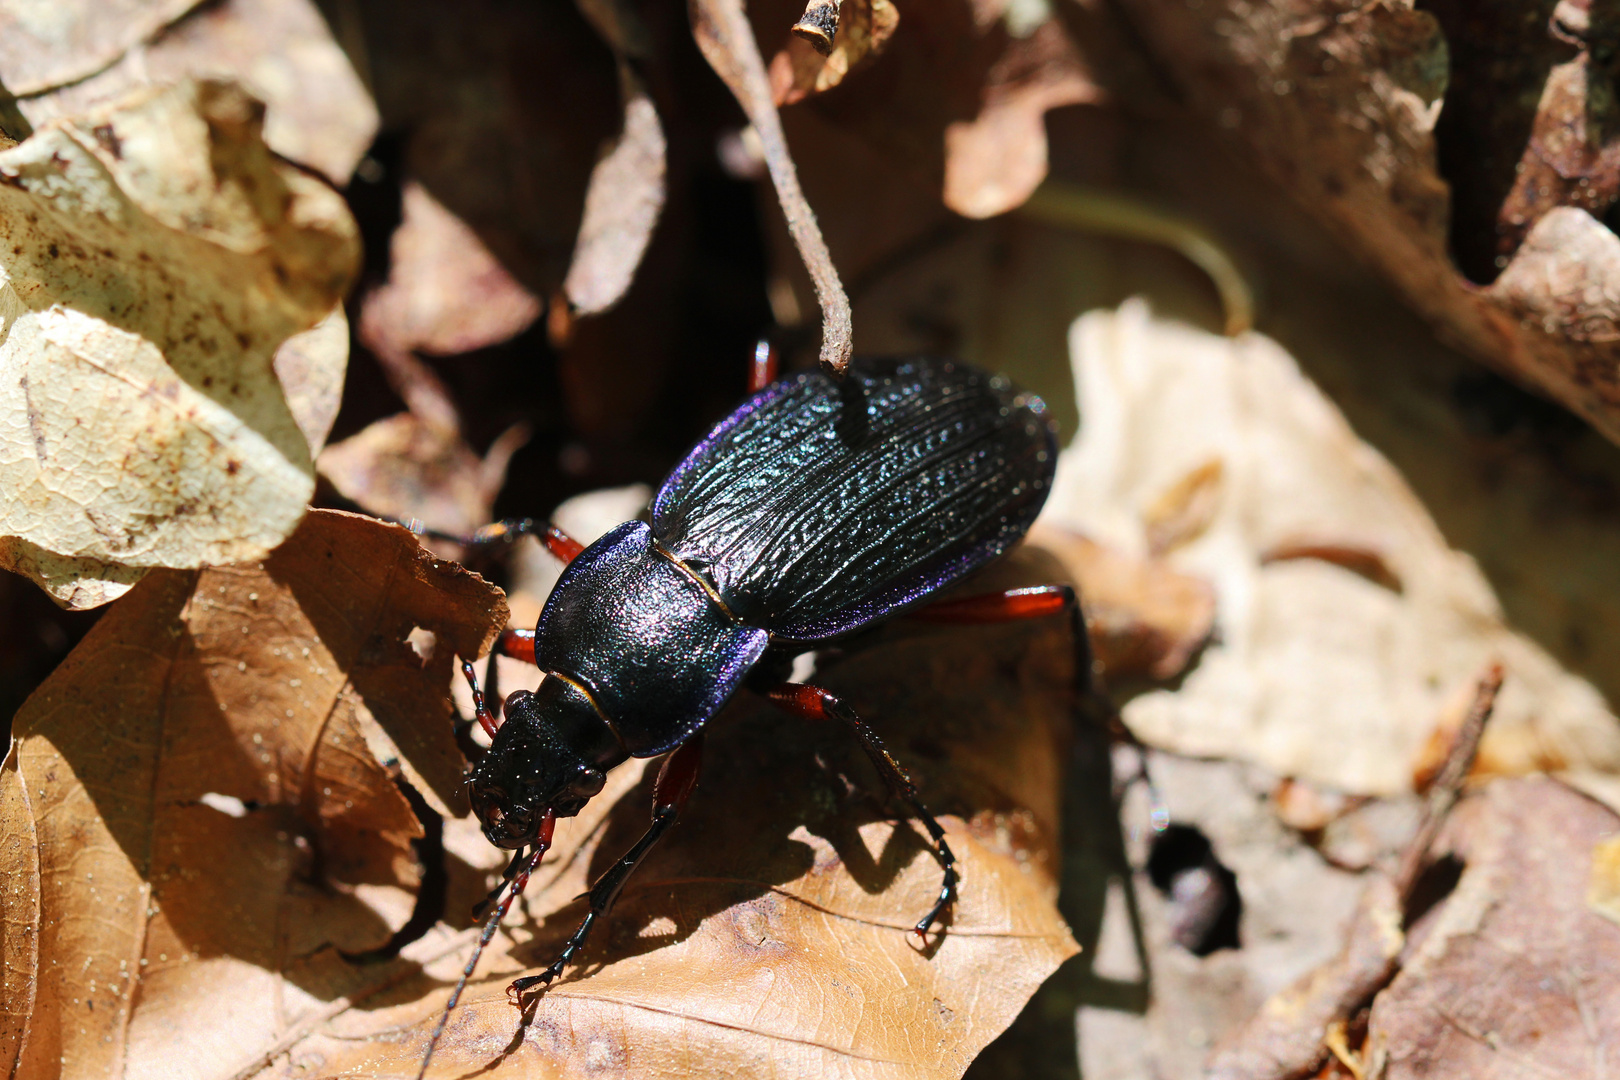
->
[571,767,605,798]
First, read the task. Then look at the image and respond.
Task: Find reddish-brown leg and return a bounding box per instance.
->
[447,521,578,735]
[910,583,1076,624]
[918,584,1167,829]
[748,339,779,394]
[399,516,584,564]
[508,734,706,997]
[765,682,958,939]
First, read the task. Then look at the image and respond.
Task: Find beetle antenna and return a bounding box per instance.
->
[417,810,556,1080]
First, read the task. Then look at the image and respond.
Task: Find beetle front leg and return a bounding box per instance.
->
[402,516,585,564]
[764,683,958,940]
[508,734,705,999]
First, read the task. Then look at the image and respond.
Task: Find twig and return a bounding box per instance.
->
[1019,182,1255,337]
[1393,662,1502,899]
[689,0,853,378]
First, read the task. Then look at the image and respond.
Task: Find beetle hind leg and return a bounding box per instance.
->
[764,683,959,939]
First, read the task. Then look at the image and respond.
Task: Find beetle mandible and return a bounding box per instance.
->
[416,349,1083,1076]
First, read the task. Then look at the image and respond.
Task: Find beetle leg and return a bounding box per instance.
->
[508,735,705,999]
[495,626,537,665]
[459,658,501,740]
[748,338,778,393]
[911,582,1079,629]
[764,683,958,940]
[912,586,1170,830]
[400,517,585,564]
[455,626,542,747]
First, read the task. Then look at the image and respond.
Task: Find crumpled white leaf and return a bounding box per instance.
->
[1043,299,1620,799]
[13,0,380,186]
[0,80,359,609]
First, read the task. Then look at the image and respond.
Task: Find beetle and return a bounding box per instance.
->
[414,349,1085,1077]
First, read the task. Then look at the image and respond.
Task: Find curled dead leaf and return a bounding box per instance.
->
[1115,0,1620,446]
[0,511,506,1080]
[360,181,542,359]
[941,16,1098,220]
[0,80,359,609]
[319,412,528,541]
[257,546,1080,1079]
[562,65,668,317]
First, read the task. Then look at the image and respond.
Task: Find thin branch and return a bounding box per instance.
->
[689,0,853,378]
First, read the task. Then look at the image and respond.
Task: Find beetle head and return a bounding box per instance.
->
[467,676,626,849]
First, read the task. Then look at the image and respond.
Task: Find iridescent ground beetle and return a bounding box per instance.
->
[415,348,1085,1076]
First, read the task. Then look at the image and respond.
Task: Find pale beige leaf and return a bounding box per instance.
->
[360,182,541,359]
[0,80,359,609]
[942,17,1098,220]
[271,305,349,457]
[563,66,667,317]
[0,0,202,96]
[12,0,378,184]
[1043,300,1620,798]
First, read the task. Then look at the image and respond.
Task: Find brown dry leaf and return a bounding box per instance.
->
[0,80,359,610]
[1029,522,1215,682]
[0,0,201,97]
[10,0,379,185]
[319,412,527,541]
[941,14,1098,220]
[1043,300,1620,799]
[0,510,506,1080]
[1114,0,1620,446]
[1365,778,1620,1078]
[769,0,900,106]
[360,181,542,359]
[256,546,1080,1079]
[0,740,39,1077]
[562,65,668,317]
